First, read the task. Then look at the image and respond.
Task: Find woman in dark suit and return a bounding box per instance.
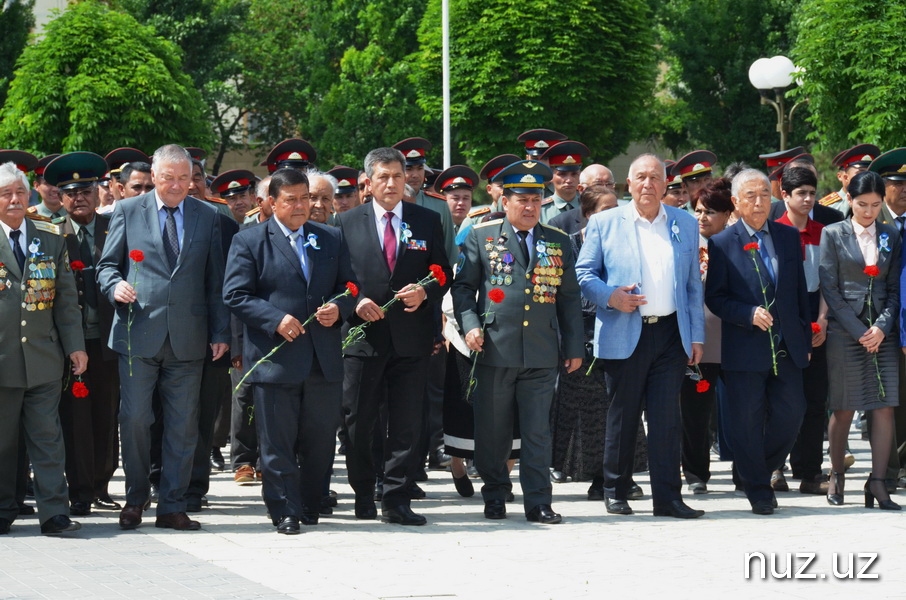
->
[819,171,901,510]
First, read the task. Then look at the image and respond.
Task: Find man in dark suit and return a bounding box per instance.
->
[453,160,584,524]
[0,161,87,535]
[705,168,812,515]
[47,153,122,516]
[224,168,357,534]
[97,144,230,531]
[337,147,452,526]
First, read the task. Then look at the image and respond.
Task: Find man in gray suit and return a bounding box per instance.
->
[0,161,87,535]
[97,144,230,531]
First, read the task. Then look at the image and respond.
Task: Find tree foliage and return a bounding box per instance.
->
[411,0,657,166]
[792,0,906,153]
[0,0,35,107]
[656,0,809,166]
[0,0,210,155]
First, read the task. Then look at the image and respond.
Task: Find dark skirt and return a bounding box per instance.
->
[443,349,520,459]
[551,355,649,480]
[827,318,899,411]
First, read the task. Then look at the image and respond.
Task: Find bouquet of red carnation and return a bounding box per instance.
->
[234,282,359,391]
[71,376,89,398]
[342,264,446,351]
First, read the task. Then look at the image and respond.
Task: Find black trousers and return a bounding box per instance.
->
[230,369,258,470]
[187,354,231,499]
[680,362,719,484]
[601,315,687,505]
[789,342,828,480]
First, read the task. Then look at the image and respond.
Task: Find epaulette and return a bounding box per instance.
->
[473,218,503,229]
[424,190,445,200]
[540,223,567,236]
[245,206,261,217]
[467,205,491,218]
[205,196,228,206]
[25,210,51,222]
[27,214,61,235]
[541,198,554,205]
[818,191,842,207]
[26,205,37,214]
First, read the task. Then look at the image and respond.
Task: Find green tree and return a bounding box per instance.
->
[0,0,35,107]
[410,0,657,165]
[0,0,210,155]
[656,0,809,166]
[792,0,906,153]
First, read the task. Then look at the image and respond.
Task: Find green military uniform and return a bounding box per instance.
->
[0,216,84,527]
[453,216,584,514]
[539,193,579,224]
[415,189,457,264]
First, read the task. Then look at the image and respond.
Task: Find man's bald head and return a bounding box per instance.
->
[579,164,614,192]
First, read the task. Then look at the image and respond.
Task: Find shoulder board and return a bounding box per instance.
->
[25,211,51,222]
[541,198,554,206]
[540,223,567,236]
[473,218,503,229]
[206,196,228,206]
[29,218,61,235]
[818,191,841,207]
[26,205,37,214]
[467,205,491,217]
[245,206,261,217]
[424,190,445,200]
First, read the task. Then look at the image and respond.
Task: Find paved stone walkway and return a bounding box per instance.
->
[1,427,904,599]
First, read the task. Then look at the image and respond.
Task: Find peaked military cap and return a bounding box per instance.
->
[44,152,108,190]
[517,129,568,158]
[210,169,257,198]
[869,148,906,181]
[492,160,553,194]
[262,139,317,173]
[433,165,479,193]
[392,137,432,166]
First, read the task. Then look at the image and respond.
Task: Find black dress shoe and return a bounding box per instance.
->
[751,500,775,515]
[373,482,383,502]
[505,492,515,503]
[484,500,506,520]
[428,449,452,470]
[276,515,300,535]
[453,473,474,497]
[17,503,35,516]
[355,497,377,520]
[605,498,633,515]
[550,469,567,483]
[413,469,429,482]
[587,485,605,501]
[408,483,427,500]
[149,483,160,502]
[41,515,81,535]
[300,511,320,526]
[70,501,91,517]
[382,504,427,526]
[0,517,10,534]
[322,491,338,507]
[210,447,225,471]
[526,504,562,524]
[93,496,122,510]
[652,500,705,519]
[628,482,644,500]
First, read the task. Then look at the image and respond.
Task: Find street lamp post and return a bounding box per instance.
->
[748,55,807,151]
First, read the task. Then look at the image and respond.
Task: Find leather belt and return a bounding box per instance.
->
[642,313,676,324]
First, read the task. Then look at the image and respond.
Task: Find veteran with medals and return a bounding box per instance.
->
[0,161,87,535]
[452,160,584,524]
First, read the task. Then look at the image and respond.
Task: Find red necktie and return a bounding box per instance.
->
[383,213,397,271]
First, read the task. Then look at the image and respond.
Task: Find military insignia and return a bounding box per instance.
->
[228,180,241,189]
[520,174,536,183]
[31,220,61,235]
[406,149,421,158]
[562,155,577,165]
[899,165,906,174]
[73,172,80,180]
[288,152,303,160]
[524,161,537,168]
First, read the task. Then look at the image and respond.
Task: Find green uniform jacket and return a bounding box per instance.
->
[452,218,584,369]
[539,193,579,225]
[415,189,457,263]
[0,218,84,388]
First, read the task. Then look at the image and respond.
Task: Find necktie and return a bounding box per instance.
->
[383,213,397,271]
[516,230,530,264]
[78,229,98,308]
[896,216,905,236]
[10,229,25,272]
[162,206,180,271]
[288,232,309,281]
[754,231,775,284]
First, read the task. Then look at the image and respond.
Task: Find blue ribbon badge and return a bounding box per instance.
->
[879,232,890,253]
[670,219,681,244]
[303,233,319,250]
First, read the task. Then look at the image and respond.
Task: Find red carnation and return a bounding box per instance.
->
[695,379,710,393]
[743,242,759,252]
[346,282,359,297]
[70,260,85,271]
[429,264,447,287]
[864,265,880,278]
[811,322,822,334]
[72,381,89,398]
[129,249,145,263]
[488,288,505,303]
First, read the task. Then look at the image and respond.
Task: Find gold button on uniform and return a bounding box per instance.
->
[21,337,27,343]
[524,305,530,311]
[523,321,529,327]
[525,288,530,294]
[21,320,26,326]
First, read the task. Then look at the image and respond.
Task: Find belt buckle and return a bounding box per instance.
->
[644,315,659,324]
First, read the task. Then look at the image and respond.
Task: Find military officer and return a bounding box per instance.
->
[45,152,122,516]
[211,169,258,225]
[0,160,87,535]
[662,161,690,209]
[452,159,584,524]
[819,144,881,218]
[328,166,361,217]
[517,129,568,162]
[262,138,317,173]
[460,154,521,229]
[434,165,480,232]
[539,140,590,224]
[759,146,807,201]
[675,150,718,211]
[29,154,65,222]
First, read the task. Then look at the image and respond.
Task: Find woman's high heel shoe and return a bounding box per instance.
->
[864,477,901,510]
[827,471,845,506]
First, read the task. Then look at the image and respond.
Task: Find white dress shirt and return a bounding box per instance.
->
[632,204,676,317]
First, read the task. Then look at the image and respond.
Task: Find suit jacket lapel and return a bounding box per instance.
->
[0,228,22,280]
[176,198,199,271]
[364,203,391,277]
[269,218,306,281]
[302,222,319,279]
[142,193,168,267]
[838,219,865,269]
[620,208,641,282]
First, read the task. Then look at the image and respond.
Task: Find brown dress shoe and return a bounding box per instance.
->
[119,504,144,530]
[155,512,201,531]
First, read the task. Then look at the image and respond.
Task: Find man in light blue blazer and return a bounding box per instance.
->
[576,153,705,519]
